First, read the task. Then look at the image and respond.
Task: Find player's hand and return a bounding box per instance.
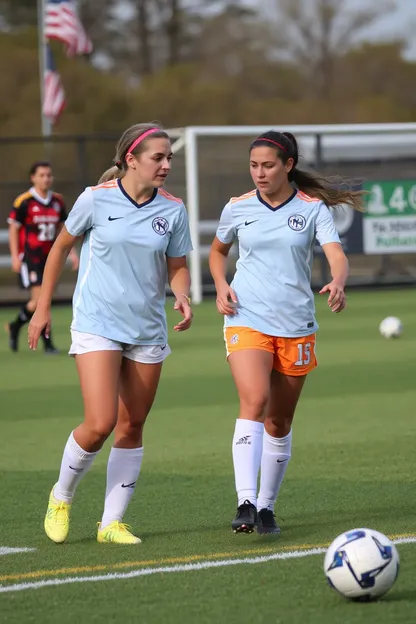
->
[319,280,346,313]
[28,307,51,350]
[173,295,193,332]
[11,257,21,273]
[216,282,238,315]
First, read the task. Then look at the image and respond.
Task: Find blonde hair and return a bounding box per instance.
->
[251,131,366,212]
[98,122,170,184]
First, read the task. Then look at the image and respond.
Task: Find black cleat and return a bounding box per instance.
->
[44,344,59,355]
[257,508,281,535]
[5,321,19,352]
[232,500,257,533]
[42,328,59,354]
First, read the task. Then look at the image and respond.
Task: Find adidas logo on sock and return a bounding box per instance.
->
[236,435,251,445]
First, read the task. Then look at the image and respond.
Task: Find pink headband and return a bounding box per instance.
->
[254,137,287,152]
[126,128,160,155]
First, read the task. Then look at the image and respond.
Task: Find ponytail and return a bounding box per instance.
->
[292,169,365,212]
[97,164,124,184]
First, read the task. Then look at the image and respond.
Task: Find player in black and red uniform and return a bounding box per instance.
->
[6,161,79,352]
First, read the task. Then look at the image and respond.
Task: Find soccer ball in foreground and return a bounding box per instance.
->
[379,316,403,339]
[324,528,399,601]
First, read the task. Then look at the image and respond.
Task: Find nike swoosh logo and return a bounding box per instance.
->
[69,465,84,472]
[276,459,289,463]
[121,481,136,488]
[108,216,124,221]
[160,345,167,350]
[244,220,258,226]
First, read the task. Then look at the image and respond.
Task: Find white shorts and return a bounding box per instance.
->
[68,330,171,364]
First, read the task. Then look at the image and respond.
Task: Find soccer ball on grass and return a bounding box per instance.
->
[379,316,402,339]
[324,528,399,601]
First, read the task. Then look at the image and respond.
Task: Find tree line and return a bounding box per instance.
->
[0,0,414,140]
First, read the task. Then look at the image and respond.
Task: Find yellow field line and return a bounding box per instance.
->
[1,532,414,583]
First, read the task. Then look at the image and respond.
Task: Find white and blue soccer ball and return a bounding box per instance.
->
[324,528,400,601]
[379,316,403,339]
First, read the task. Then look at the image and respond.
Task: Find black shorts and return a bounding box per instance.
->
[19,258,46,289]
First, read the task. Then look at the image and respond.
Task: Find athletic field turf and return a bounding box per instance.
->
[1,289,415,623]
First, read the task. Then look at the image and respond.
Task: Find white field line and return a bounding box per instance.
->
[1,537,415,595]
[0,548,36,557]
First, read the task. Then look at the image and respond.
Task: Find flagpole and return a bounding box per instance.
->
[37,0,51,138]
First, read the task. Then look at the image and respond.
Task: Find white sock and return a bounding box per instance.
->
[53,432,98,503]
[232,419,264,507]
[101,446,144,529]
[257,429,292,511]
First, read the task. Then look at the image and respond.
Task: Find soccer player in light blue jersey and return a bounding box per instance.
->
[28,123,193,545]
[209,130,364,535]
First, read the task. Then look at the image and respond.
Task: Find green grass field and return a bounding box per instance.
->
[1,290,416,624]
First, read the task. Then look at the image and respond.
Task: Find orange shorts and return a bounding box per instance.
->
[224,326,317,376]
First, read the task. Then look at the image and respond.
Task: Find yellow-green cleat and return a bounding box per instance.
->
[97,521,142,544]
[44,487,71,544]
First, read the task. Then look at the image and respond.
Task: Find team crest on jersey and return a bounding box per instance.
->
[152,217,169,236]
[53,202,61,212]
[288,214,306,231]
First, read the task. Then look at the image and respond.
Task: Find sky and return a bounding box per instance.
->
[259,0,416,58]
[346,0,416,58]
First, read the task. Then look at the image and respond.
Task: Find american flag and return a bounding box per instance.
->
[43,44,66,125]
[45,0,92,57]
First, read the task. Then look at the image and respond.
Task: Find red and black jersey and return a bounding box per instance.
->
[8,187,67,264]
[18,225,25,258]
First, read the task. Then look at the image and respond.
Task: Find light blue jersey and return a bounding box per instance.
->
[65,179,192,345]
[216,189,340,337]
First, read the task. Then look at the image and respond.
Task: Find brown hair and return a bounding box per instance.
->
[250,131,365,211]
[98,122,170,184]
[30,161,52,176]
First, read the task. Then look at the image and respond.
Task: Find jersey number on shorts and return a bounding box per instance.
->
[295,342,312,366]
[38,223,56,242]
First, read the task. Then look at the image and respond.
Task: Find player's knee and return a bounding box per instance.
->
[26,299,37,313]
[117,419,145,446]
[85,419,115,445]
[240,393,268,420]
[265,416,292,438]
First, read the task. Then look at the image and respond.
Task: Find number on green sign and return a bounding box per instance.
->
[389,186,407,212]
[408,186,416,211]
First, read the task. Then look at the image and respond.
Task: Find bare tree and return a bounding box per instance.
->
[270,0,394,97]
[137,0,152,74]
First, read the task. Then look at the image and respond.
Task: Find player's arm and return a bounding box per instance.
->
[57,223,80,271]
[167,255,190,303]
[166,204,193,332]
[209,236,233,286]
[57,200,79,271]
[209,203,238,315]
[315,203,348,313]
[29,189,93,349]
[322,242,349,289]
[31,226,77,334]
[166,255,193,332]
[8,200,27,273]
[8,222,21,273]
[28,227,79,349]
[319,242,348,313]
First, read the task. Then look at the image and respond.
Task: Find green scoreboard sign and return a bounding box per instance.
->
[363,180,416,254]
